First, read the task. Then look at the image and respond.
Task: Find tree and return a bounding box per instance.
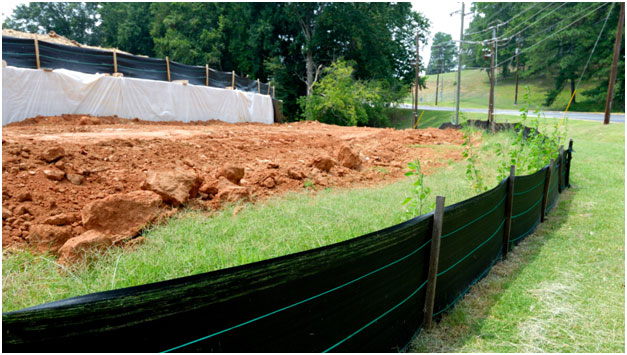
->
[98,3,155,57]
[426,32,456,74]
[3,2,102,46]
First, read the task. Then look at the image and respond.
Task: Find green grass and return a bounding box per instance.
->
[410,117,625,352]
[406,68,624,113]
[387,107,486,130]
[3,113,624,352]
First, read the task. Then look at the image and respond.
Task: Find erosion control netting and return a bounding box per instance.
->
[2,128,574,352]
[2,36,271,95]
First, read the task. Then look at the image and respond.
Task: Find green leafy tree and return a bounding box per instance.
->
[98,3,155,56]
[3,2,102,45]
[426,32,457,74]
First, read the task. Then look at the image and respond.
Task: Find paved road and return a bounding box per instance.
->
[396,104,626,123]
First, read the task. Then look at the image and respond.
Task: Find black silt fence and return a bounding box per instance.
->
[2,130,575,352]
[1,36,271,96]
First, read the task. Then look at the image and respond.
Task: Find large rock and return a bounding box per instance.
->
[337,145,362,170]
[82,190,162,243]
[41,146,65,163]
[66,173,85,185]
[43,167,65,181]
[216,178,250,203]
[28,224,73,254]
[311,156,335,172]
[58,230,112,264]
[141,169,202,205]
[216,164,245,185]
[43,213,80,226]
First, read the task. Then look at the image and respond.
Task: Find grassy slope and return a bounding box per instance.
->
[410,117,625,352]
[407,69,624,113]
[3,112,624,352]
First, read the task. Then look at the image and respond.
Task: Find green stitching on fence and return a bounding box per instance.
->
[322,279,429,353]
[117,64,167,73]
[433,249,502,317]
[513,180,544,196]
[162,237,432,352]
[440,194,507,239]
[512,197,542,219]
[400,325,423,353]
[2,51,34,56]
[509,217,541,243]
[437,218,506,277]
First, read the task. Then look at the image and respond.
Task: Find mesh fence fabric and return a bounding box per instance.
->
[510,167,547,245]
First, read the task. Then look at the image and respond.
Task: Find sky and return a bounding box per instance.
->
[412,1,474,69]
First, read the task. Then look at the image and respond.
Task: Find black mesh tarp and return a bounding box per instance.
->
[546,159,560,215]
[2,36,270,94]
[37,40,114,74]
[3,213,432,353]
[2,36,37,69]
[116,52,168,81]
[510,167,547,245]
[433,180,507,316]
[169,60,207,86]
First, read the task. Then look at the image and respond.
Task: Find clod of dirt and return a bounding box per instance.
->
[43,167,65,181]
[66,173,85,185]
[311,156,335,172]
[337,145,362,170]
[81,190,162,244]
[14,204,31,216]
[199,178,220,195]
[16,192,32,202]
[232,206,244,217]
[2,207,12,220]
[43,212,80,226]
[58,230,112,265]
[141,169,202,206]
[216,178,250,203]
[28,224,73,254]
[287,167,306,180]
[79,116,101,126]
[216,164,245,185]
[261,176,276,189]
[40,146,65,163]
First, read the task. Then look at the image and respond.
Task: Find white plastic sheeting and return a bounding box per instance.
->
[2,66,274,125]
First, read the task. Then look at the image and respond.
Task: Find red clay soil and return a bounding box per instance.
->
[2,114,464,250]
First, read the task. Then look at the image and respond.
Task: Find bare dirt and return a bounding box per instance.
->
[2,114,464,251]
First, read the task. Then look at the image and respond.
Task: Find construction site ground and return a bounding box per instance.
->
[2,115,464,250]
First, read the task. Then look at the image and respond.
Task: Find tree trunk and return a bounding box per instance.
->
[306,51,314,97]
[571,78,576,104]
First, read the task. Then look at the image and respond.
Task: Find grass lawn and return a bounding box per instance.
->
[405,68,624,113]
[3,111,624,352]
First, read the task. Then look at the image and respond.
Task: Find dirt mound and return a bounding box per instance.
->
[2,114,465,257]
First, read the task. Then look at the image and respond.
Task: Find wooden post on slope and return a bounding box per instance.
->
[604,1,624,125]
[257,79,260,93]
[166,56,171,82]
[502,165,515,257]
[34,37,40,70]
[113,48,118,74]
[206,64,209,86]
[541,159,554,223]
[424,195,445,329]
[231,70,235,89]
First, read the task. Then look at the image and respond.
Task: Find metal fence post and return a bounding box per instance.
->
[558,145,564,193]
[423,196,445,329]
[541,159,554,222]
[566,139,573,188]
[502,165,515,258]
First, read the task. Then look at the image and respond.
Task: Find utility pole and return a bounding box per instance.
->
[514,36,520,105]
[604,1,624,125]
[440,76,444,102]
[454,2,465,125]
[487,27,496,131]
[435,46,442,106]
[414,32,420,129]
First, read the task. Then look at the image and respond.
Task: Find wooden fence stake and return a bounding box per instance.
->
[272,86,275,98]
[205,64,209,86]
[113,48,118,74]
[166,56,171,82]
[423,195,445,330]
[566,140,573,188]
[34,37,41,70]
[502,165,515,257]
[267,82,271,95]
[231,70,235,89]
[558,145,564,193]
[540,159,554,223]
[257,79,260,93]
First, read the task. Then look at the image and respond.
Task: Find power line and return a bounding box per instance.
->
[495,2,611,67]
[499,2,568,40]
[464,2,515,36]
[575,3,614,91]
[495,2,556,38]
